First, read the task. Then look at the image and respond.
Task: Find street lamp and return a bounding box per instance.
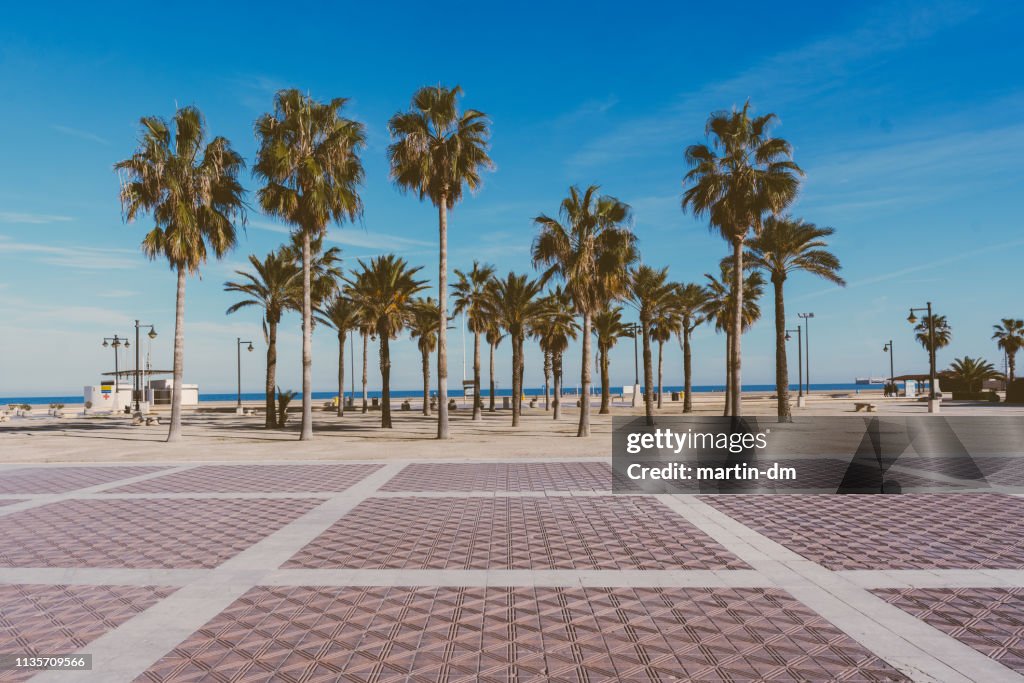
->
[236,337,254,411]
[797,313,814,395]
[882,341,895,397]
[624,322,641,407]
[133,320,157,413]
[785,326,803,406]
[907,302,938,413]
[101,335,129,394]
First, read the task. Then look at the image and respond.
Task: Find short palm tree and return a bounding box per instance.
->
[115,106,245,442]
[254,89,365,441]
[673,283,710,413]
[225,250,300,428]
[993,319,1024,383]
[592,305,630,414]
[344,255,427,428]
[409,297,441,416]
[532,185,638,436]
[748,216,845,419]
[704,265,766,416]
[627,266,678,426]
[531,289,579,419]
[388,85,494,440]
[682,102,802,417]
[650,305,681,410]
[915,314,952,376]
[485,322,504,412]
[453,261,496,419]
[947,356,1003,393]
[489,272,544,427]
[316,294,361,417]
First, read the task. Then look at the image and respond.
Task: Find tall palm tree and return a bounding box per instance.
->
[224,250,300,428]
[748,216,845,419]
[650,305,680,410]
[627,266,678,425]
[254,89,365,441]
[452,261,496,420]
[673,283,710,413]
[592,305,630,414]
[682,102,803,417]
[704,265,766,416]
[915,314,952,378]
[280,233,344,313]
[344,255,427,428]
[993,318,1024,383]
[947,356,1003,393]
[531,289,579,419]
[316,294,361,417]
[532,185,638,436]
[485,323,504,412]
[388,85,494,440]
[409,297,441,416]
[115,106,245,442]
[489,273,544,427]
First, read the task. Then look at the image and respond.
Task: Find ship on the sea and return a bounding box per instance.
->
[855,377,887,385]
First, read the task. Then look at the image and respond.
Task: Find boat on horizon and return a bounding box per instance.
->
[854,377,887,385]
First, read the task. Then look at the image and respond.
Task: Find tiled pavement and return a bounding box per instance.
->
[0,461,1021,681]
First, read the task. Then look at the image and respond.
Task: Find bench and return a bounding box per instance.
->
[854,402,877,412]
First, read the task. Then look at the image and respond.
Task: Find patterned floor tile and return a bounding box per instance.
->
[0,498,322,568]
[875,588,1024,674]
[0,584,175,683]
[136,586,906,682]
[380,462,630,492]
[703,493,1024,570]
[0,466,169,494]
[895,456,1024,487]
[285,496,747,570]
[105,463,384,494]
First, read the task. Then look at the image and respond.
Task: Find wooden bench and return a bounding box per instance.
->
[854,402,877,412]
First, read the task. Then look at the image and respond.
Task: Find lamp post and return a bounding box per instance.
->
[882,341,895,397]
[102,335,129,410]
[133,320,157,413]
[236,337,254,412]
[625,322,641,407]
[785,326,804,407]
[798,313,814,396]
[907,302,938,413]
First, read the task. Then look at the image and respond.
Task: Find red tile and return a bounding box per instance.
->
[106,463,384,494]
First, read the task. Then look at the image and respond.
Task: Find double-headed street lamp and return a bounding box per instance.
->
[785,326,804,405]
[133,321,157,413]
[882,340,895,396]
[102,335,129,394]
[907,302,938,413]
[624,322,641,407]
[797,312,814,394]
[236,337,254,411]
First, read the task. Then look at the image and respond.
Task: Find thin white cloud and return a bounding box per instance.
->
[52,125,108,145]
[0,236,139,270]
[0,212,74,224]
[247,220,433,251]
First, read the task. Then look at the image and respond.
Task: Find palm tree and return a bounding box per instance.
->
[748,216,845,419]
[531,290,579,419]
[115,106,245,442]
[704,265,766,416]
[682,102,803,417]
[224,250,300,428]
[388,85,494,440]
[673,283,710,413]
[915,314,952,377]
[453,261,496,419]
[993,319,1024,383]
[946,356,1003,393]
[344,255,427,428]
[650,306,680,410]
[592,305,630,414]
[485,323,504,412]
[280,233,344,313]
[627,266,678,425]
[409,297,441,416]
[254,89,365,441]
[316,294,361,417]
[532,185,638,436]
[489,273,544,427]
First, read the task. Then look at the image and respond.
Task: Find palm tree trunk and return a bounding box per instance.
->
[436,197,450,439]
[489,341,497,412]
[300,230,313,440]
[380,332,391,429]
[337,331,346,418]
[642,318,654,427]
[599,342,611,414]
[578,312,593,436]
[1009,352,1016,384]
[512,335,522,427]
[472,330,482,421]
[543,349,551,411]
[731,237,744,417]
[553,352,561,420]
[421,348,431,416]
[166,266,186,442]
[773,276,791,420]
[723,332,732,417]
[265,321,278,428]
[657,340,664,410]
[682,328,693,413]
[361,330,368,413]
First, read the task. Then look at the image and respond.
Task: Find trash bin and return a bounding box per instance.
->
[671,392,680,401]
[502,396,511,409]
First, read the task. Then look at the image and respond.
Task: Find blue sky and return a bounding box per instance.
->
[1,0,1021,395]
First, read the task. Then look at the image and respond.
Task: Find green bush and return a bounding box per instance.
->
[951,391,999,402]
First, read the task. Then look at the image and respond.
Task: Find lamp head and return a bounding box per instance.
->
[247,343,254,352]
[112,338,121,348]
[907,310,917,324]
[124,340,130,348]
[148,327,157,340]
[102,340,109,348]
[785,332,792,341]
